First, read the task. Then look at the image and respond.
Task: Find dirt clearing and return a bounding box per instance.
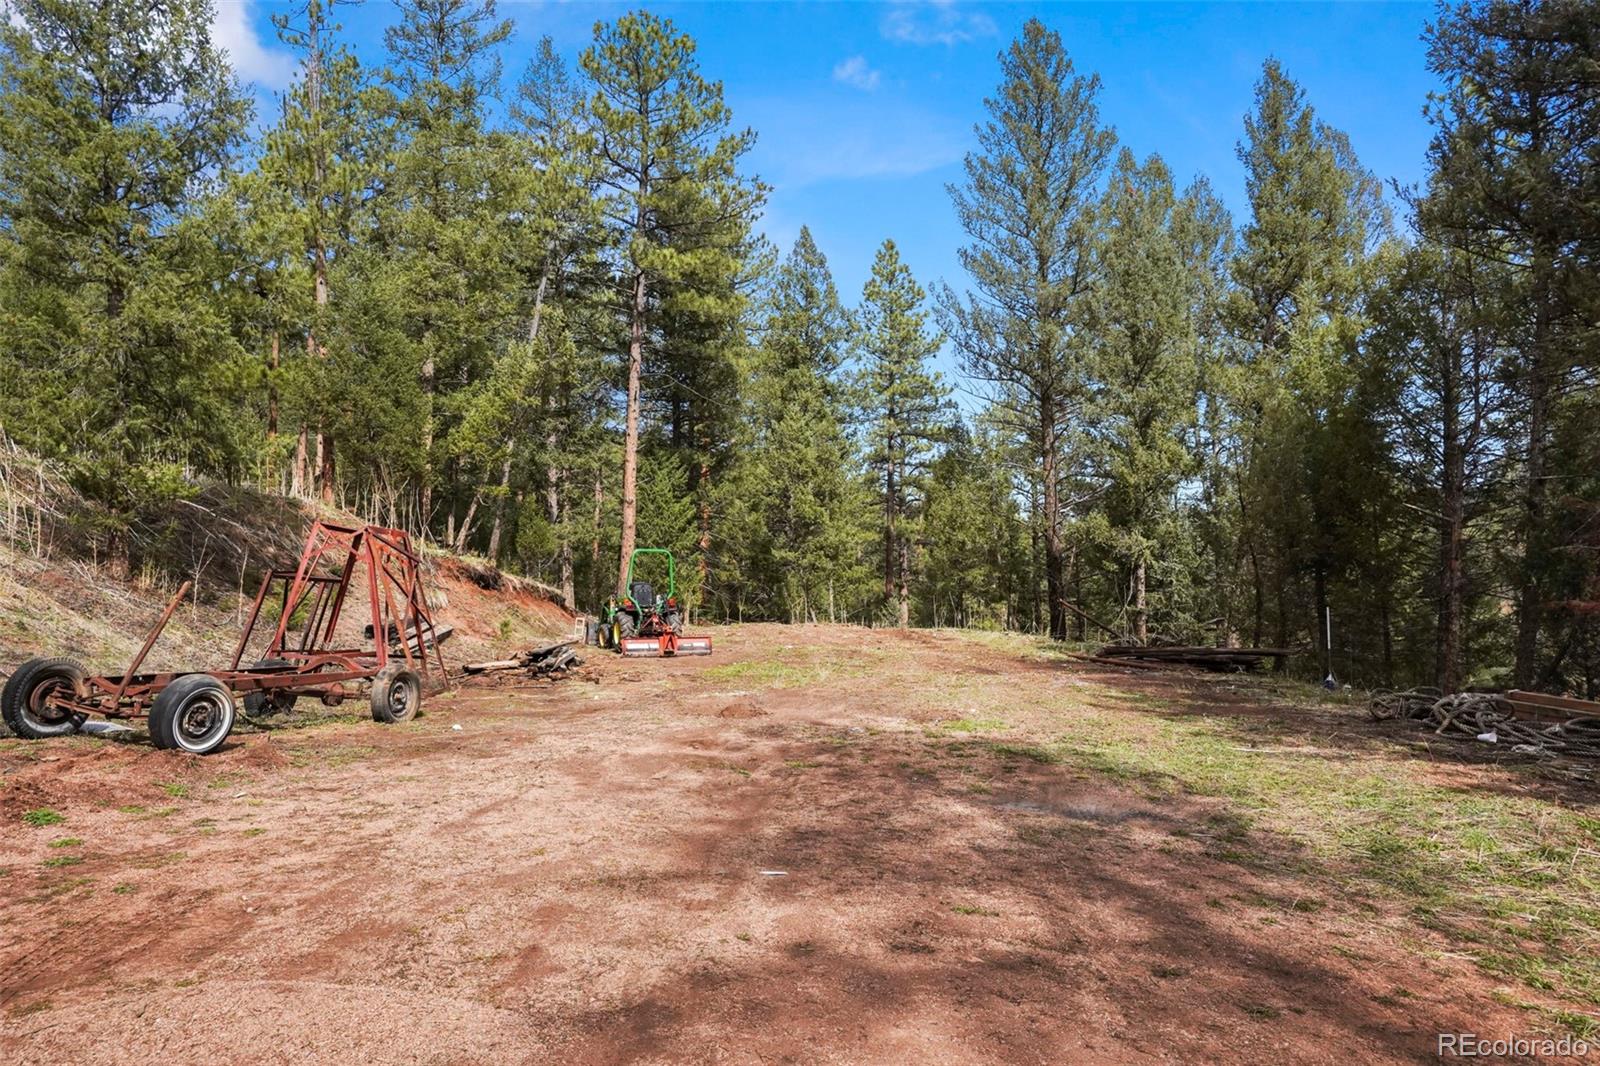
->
[2,625,1596,1063]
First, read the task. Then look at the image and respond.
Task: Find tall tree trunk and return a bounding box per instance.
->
[1513,262,1553,687]
[883,451,897,606]
[1040,395,1067,641]
[591,468,604,605]
[318,431,336,507]
[1133,557,1148,645]
[266,332,280,442]
[419,350,434,536]
[545,444,572,608]
[1436,359,1467,693]
[896,525,911,629]
[307,13,334,508]
[454,491,481,553]
[617,267,646,596]
[293,428,310,499]
[697,449,711,621]
[558,484,574,610]
[487,449,513,564]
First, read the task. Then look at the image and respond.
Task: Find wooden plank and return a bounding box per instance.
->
[1506,690,1600,715]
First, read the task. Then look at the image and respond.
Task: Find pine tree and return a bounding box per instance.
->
[382,0,516,538]
[252,0,386,502]
[920,426,1029,629]
[581,11,766,594]
[0,0,250,573]
[742,228,872,622]
[502,37,607,603]
[1225,59,1387,664]
[859,239,949,628]
[940,18,1116,640]
[1422,0,1600,687]
[1086,151,1219,643]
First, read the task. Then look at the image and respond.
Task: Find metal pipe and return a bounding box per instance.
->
[111,581,191,709]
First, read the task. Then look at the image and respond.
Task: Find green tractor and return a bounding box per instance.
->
[593,548,711,657]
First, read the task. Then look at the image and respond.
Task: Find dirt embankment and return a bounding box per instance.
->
[0,485,575,731]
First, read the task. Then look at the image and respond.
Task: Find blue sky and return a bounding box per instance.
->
[213,0,1440,305]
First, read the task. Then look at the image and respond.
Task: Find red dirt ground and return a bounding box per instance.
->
[0,625,1588,1063]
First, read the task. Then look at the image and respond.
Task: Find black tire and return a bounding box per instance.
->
[2,657,89,740]
[370,663,422,724]
[148,674,236,755]
[242,659,299,717]
[664,610,684,636]
[584,619,599,647]
[617,611,638,639]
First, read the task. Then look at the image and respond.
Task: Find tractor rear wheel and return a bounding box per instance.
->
[617,611,638,640]
[2,658,89,740]
[370,663,422,724]
[149,675,236,755]
[664,610,684,636]
[242,659,299,717]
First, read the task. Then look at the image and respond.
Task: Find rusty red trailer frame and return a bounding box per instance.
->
[3,520,446,752]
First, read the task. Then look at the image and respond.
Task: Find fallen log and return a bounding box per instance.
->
[1066,652,1170,672]
[462,640,581,679]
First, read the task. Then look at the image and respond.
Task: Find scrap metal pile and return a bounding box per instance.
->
[1369,687,1600,758]
[462,641,582,681]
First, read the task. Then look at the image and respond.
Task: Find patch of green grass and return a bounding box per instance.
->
[118,804,146,814]
[23,808,64,827]
[159,782,189,799]
[951,903,999,917]
[1548,1009,1599,1041]
[241,827,266,837]
[1030,697,1600,1017]
[734,932,752,943]
[42,854,83,868]
[47,837,83,849]
[1240,1003,1281,1021]
[112,883,137,895]
[942,717,1008,734]
[783,760,819,770]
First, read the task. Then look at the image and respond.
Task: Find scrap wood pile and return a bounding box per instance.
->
[1086,644,1294,673]
[1370,687,1600,758]
[462,640,582,681]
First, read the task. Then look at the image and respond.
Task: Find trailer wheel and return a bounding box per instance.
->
[242,659,299,717]
[149,675,236,755]
[2,658,89,739]
[370,663,421,724]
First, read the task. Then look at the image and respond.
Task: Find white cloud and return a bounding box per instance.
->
[881,1,997,47]
[745,96,968,187]
[832,55,882,92]
[210,0,296,90]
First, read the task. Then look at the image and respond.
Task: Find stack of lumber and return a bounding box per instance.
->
[1094,644,1294,672]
